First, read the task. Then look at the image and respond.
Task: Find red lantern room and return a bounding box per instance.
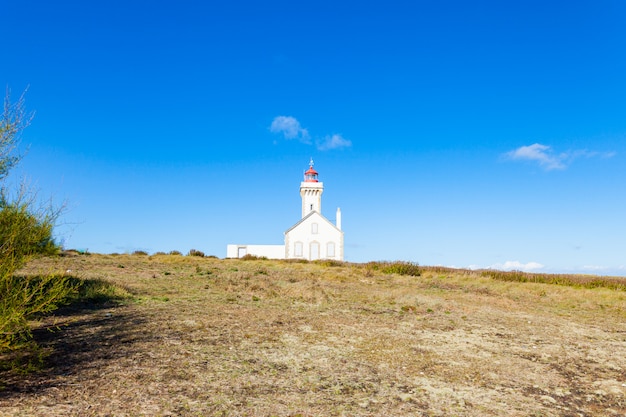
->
[304,159,319,182]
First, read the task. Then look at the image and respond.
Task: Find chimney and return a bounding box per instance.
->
[336,207,342,230]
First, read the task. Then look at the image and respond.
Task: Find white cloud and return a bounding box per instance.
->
[570,149,616,159]
[581,264,626,272]
[504,143,615,170]
[458,262,544,272]
[505,143,565,170]
[461,262,626,276]
[488,260,545,272]
[317,134,352,151]
[581,265,610,272]
[269,116,310,143]
[270,116,352,151]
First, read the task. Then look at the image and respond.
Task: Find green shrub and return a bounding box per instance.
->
[0,273,77,352]
[169,250,182,256]
[0,202,66,352]
[187,249,205,257]
[0,202,58,274]
[365,261,422,277]
[131,250,148,256]
[241,254,267,261]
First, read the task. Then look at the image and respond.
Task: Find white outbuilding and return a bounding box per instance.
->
[227,161,344,261]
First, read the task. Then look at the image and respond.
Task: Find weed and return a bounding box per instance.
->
[401,305,417,313]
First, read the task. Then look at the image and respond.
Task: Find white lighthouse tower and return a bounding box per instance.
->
[300,159,324,217]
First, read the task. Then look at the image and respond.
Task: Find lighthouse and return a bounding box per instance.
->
[300,159,324,217]
[285,160,344,260]
[227,160,344,261]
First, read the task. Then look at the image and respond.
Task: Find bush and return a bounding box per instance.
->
[241,254,267,261]
[0,200,66,352]
[365,261,422,277]
[187,249,205,257]
[169,250,182,256]
[0,273,76,351]
[0,202,58,274]
[131,250,148,256]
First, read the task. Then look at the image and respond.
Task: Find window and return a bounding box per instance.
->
[311,223,318,234]
[237,247,247,258]
[327,242,335,257]
[294,242,303,257]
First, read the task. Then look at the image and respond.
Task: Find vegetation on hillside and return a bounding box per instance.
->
[478,268,626,291]
[2,254,625,416]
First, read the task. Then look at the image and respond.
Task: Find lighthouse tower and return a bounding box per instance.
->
[300,159,324,217]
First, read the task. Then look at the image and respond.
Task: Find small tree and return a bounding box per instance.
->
[0,89,71,353]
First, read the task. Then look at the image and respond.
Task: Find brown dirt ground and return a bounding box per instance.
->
[1,254,625,416]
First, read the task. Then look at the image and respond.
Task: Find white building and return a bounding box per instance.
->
[226,161,344,261]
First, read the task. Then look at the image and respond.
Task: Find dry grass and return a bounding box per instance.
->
[1,254,625,416]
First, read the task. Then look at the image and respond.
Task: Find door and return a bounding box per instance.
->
[310,242,320,260]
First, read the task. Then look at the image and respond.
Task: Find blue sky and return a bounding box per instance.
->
[2,1,626,275]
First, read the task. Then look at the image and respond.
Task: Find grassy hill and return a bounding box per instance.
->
[1,254,625,416]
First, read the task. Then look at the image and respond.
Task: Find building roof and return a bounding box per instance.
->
[284,210,343,235]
